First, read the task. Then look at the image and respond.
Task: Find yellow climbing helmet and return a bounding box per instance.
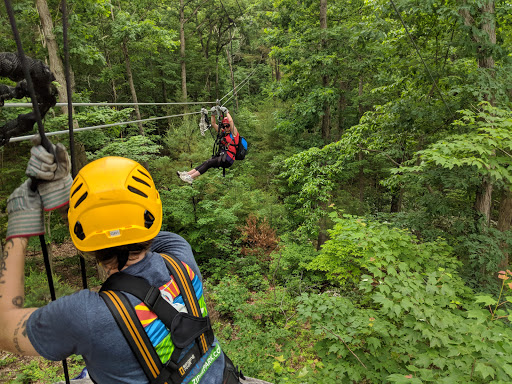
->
[68,157,162,252]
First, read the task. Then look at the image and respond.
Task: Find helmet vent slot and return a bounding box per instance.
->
[137,169,150,179]
[71,183,83,198]
[74,221,86,240]
[144,210,155,228]
[128,185,148,198]
[74,192,88,208]
[132,176,150,187]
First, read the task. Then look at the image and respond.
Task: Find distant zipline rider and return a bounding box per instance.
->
[177,106,247,184]
[0,141,244,383]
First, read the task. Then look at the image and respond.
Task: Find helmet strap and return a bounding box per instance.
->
[117,249,130,270]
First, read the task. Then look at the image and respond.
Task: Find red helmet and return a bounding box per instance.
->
[222,117,230,125]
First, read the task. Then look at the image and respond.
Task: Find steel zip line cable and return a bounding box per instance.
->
[221,73,255,106]
[8,111,203,143]
[3,101,218,107]
[219,67,258,103]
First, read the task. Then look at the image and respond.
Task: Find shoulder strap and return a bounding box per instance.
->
[99,255,215,383]
[100,290,163,381]
[229,133,239,146]
[161,253,211,354]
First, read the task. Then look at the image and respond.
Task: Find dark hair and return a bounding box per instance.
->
[92,239,153,270]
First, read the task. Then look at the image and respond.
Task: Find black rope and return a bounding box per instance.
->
[389,0,454,120]
[3,0,71,382]
[61,0,88,293]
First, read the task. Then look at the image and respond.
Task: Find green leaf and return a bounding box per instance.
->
[474,295,497,306]
[387,373,423,383]
[297,366,309,378]
[474,363,495,380]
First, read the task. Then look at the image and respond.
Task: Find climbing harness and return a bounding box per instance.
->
[99,253,222,384]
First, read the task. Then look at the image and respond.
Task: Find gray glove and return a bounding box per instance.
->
[6,179,44,239]
[220,106,228,114]
[26,135,70,181]
[210,106,217,116]
[25,135,72,211]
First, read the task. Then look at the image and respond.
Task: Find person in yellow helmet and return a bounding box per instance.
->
[0,141,243,384]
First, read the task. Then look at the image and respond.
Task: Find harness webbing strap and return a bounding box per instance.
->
[99,254,216,384]
[161,254,209,354]
[100,290,162,380]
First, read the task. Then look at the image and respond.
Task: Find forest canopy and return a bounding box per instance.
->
[1,0,512,383]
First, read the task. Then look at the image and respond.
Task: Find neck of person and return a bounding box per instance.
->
[102,250,148,277]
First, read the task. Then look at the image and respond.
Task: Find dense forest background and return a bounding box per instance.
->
[1,0,512,383]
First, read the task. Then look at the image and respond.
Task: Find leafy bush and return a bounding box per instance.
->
[296,215,512,383]
[24,268,77,307]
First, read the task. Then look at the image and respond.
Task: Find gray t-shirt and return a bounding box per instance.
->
[27,232,225,384]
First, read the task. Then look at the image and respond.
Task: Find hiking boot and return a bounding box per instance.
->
[179,173,194,184]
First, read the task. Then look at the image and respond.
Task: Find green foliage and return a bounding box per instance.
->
[209,276,250,317]
[24,268,77,308]
[296,215,512,383]
[270,233,323,294]
[88,135,162,163]
[9,355,84,383]
[395,103,512,188]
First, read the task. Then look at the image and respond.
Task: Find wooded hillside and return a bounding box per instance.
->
[1,0,512,383]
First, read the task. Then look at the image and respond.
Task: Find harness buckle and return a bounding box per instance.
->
[144,286,161,309]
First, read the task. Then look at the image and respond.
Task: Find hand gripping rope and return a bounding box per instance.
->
[4,0,71,381]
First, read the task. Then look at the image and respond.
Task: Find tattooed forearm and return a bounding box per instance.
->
[0,239,13,284]
[12,296,24,308]
[13,312,30,354]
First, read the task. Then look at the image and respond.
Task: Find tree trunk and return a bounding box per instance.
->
[35,0,68,113]
[320,0,330,142]
[225,47,238,110]
[474,178,493,224]
[317,201,329,250]
[358,74,364,118]
[461,1,496,224]
[215,56,220,100]
[106,51,117,103]
[390,187,402,213]
[180,0,188,104]
[337,79,347,140]
[121,38,144,136]
[497,189,512,269]
[359,151,364,214]
[478,1,496,105]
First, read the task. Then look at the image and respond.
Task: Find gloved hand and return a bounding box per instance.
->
[6,179,44,240]
[220,106,228,114]
[25,135,72,211]
[210,106,217,116]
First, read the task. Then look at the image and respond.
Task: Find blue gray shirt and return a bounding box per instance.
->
[27,232,225,384]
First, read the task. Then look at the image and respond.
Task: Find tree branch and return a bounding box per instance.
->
[357,145,402,167]
[320,326,367,369]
